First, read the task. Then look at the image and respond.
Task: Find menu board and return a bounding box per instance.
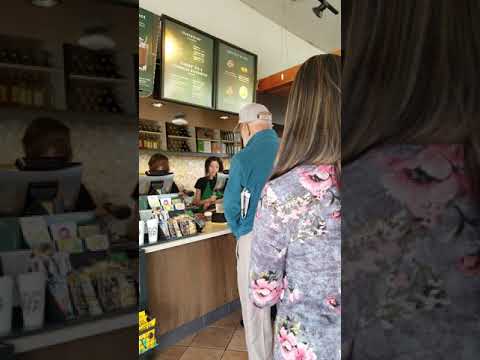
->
[139,8,161,97]
[216,42,256,114]
[161,19,214,108]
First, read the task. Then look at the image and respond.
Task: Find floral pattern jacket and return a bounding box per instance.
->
[249,165,341,360]
[342,144,480,359]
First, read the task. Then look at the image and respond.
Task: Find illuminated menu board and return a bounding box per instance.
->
[138,8,160,97]
[161,18,214,108]
[216,42,257,114]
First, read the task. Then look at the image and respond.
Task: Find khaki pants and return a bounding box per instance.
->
[237,232,273,360]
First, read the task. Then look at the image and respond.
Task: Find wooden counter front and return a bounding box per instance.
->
[146,233,239,336]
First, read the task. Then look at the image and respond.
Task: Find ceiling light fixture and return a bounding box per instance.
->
[78,26,116,50]
[31,0,61,7]
[220,115,229,120]
[312,0,339,18]
[172,113,188,126]
[152,102,163,108]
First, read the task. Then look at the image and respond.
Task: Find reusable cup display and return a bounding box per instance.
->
[0,276,14,336]
[146,218,159,244]
[17,272,46,331]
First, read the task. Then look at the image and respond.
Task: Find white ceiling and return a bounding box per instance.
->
[240,0,340,52]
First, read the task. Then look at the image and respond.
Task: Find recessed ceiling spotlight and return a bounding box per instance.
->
[31,0,61,7]
[172,113,188,125]
[78,26,116,50]
[220,115,230,120]
[152,102,163,108]
[313,0,339,18]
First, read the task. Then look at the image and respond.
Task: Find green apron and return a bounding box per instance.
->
[201,180,214,201]
[201,179,224,200]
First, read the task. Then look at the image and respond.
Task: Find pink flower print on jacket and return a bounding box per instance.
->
[251,272,284,307]
[279,326,298,360]
[380,145,468,228]
[279,324,317,360]
[296,342,318,360]
[457,255,480,276]
[299,165,338,199]
[283,277,303,304]
[325,295,341,315]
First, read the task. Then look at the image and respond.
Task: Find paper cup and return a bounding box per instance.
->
[0,276,14,336]
[139,220,145,246]
[17,272,46,331]
[146,218,159,244]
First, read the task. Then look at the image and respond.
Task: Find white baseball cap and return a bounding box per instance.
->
[238,103,273,124]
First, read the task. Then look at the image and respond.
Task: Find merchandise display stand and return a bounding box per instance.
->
[139,248,158,359]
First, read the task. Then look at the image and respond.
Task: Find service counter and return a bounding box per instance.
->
[142,222,239,341]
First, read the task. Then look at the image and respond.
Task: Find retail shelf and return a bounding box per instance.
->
[0,62,63,73]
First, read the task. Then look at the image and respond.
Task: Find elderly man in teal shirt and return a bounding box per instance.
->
[224,103,279,360]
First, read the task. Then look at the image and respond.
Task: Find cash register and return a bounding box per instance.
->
[0,158,82,217]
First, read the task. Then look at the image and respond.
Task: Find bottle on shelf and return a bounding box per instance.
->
[0,48,8,63]
[32,73,46,108]
[0,71,8,104]
[8,49,19,64]
[24,73,33,106]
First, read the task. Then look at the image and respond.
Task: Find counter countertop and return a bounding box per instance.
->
[141,222,232,253]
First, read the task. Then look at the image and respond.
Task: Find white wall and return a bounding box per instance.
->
[140,0,323,79]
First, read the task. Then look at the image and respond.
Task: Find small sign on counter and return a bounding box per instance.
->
[138,310,158,355]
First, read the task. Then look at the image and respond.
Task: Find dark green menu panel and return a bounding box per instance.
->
[139,8,160,97]
[161,19,214,108]
[216,42,256,114]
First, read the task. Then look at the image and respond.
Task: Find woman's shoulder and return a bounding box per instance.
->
[194,176,207,187]
[264,164,339,204]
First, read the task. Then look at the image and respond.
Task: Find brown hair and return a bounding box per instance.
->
[22,117,72,161]
[271,54,341,179]
[148,153,170,172]
[342,0,480,196]
[205,156,224,176]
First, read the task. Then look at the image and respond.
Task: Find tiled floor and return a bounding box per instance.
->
[154,310,247,360]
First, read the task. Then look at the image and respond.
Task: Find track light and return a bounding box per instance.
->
[313,0,339,18]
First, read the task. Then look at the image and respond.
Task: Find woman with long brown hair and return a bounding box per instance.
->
[249,54,341,360]
[342,1,480,359]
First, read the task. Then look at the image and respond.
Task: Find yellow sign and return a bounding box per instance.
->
[139,317,156,333]
[139,311,158,354]
[139,329,157,354]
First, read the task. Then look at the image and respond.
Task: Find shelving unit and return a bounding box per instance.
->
[0,35,136,117]
[167,135,193,140]
[0,62,63,73]
[4,308,136,354]
[138,120,243,158]
[139,148,231,158]
[68,74,129,84]
[140,130,163,135]
[63,44,136,116]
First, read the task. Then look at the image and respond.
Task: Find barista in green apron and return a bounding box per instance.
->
[193,157,226,210]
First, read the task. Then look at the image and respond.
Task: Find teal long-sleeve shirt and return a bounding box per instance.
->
[224,129,279,239]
